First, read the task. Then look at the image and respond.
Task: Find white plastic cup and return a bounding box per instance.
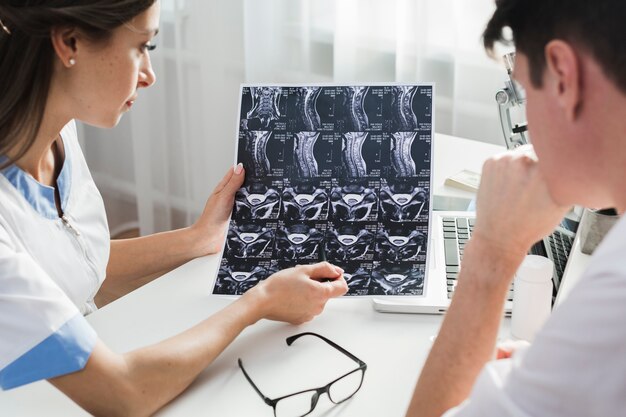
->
[511,255,553,342]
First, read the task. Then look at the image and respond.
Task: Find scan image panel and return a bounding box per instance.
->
[370,262,425,296]
[335,86,385,132]
[341,262,374,296]
[282,132,341,179]
[240,87,288,131]
[375,224,428,263]
[377,130,431,179]
[238,130,287,179]
[325,222,377,263]
[329,181,380,222]
[233,179,283,221]
[274,221,327,262]
[214,259,277,295]
[379,180,429,223]
[214,84,434,296]
[339,132,385,178]
[224,220,276,259]
[281,180,330,221]
[284,87,337,132]
[383,85,433,132]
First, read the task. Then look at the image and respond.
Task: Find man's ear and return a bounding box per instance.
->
[50,26,78,68]
[544,40,582,122]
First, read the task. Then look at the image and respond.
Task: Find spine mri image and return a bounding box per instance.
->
[215,84,433,296]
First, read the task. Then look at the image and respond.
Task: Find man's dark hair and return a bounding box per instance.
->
[483,0,626,94]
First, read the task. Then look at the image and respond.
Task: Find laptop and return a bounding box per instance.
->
[372,210,580,315]
[372,211,502,315]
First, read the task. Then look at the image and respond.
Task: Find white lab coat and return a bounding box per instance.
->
[0,121,109,389]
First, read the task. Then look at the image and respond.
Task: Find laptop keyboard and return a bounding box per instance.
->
[443,216,576,303]
[442,216,514,302]
[545,229,574,287]
[528,227,576,300]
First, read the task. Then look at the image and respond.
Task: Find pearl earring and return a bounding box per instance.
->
[0,18,11,35]
[68,58,76,66]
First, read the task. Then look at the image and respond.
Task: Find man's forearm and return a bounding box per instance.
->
[406,237,526,417]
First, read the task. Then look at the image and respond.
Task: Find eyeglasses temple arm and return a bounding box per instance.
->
[286,332,366,367]
[238,358,274,405]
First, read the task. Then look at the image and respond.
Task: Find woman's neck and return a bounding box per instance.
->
[6,115,70,186]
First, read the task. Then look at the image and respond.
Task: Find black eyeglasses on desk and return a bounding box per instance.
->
[238,332,367,417]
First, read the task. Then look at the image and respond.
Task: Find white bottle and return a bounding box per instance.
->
[511,255,554,342]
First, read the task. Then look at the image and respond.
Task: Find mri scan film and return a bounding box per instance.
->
[213,84,433,296]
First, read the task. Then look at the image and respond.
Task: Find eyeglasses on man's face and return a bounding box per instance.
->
[238,332,367,417]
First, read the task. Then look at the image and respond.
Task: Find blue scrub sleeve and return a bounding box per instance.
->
[0,228,99,391]
[0,313,97,390]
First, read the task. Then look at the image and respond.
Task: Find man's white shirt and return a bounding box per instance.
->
[445,215,626,417]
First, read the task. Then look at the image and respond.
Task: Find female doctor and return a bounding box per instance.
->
[0,1,348,415]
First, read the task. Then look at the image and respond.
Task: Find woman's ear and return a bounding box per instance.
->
[50,26,78,68]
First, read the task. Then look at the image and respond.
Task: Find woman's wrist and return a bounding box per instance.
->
[186,222,228,258]
[182,225,205,258]
[237,286,268,326]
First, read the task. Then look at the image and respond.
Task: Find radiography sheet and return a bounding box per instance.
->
[213,84,434,296]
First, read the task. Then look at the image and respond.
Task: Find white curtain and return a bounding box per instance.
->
[81,0,510,236]
[243,0,509,143]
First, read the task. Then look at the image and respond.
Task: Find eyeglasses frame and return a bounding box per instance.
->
[238,332,368,417]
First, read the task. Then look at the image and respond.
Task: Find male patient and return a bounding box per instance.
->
[406,1,626,416]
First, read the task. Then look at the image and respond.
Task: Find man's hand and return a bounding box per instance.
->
[190,164,245,255]
[473,145,570,257]
[243,262,348,325]
[495,339,530,360]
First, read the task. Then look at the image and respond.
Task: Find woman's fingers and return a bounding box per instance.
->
[300,261,344,280]
[299,262,349,299]
[322,278,349,297]
[213,163,245,195]
[251,262,348,324]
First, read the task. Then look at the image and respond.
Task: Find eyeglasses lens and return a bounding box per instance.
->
[275,390,318,417]
[328,369,364,404]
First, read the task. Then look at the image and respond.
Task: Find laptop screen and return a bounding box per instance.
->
[212,84,435,297]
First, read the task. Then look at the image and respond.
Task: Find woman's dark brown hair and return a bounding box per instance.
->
[0,0,156,169]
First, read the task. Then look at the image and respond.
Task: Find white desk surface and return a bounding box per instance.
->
[431,134,505,210]
[0,133,588,416]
